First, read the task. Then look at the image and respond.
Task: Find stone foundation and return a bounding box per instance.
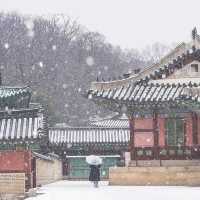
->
[0,173,25,194]
[109,166,200,186]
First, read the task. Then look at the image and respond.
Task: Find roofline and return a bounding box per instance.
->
[49,127,130,130]
[91,42,193,91]
[0,85,30,90]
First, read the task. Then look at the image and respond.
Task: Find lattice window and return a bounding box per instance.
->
[165,118,185,146]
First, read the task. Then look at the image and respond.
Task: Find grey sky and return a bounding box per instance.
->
[1,0,200,50]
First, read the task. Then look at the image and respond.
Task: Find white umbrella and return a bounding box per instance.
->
[86,155,102,165]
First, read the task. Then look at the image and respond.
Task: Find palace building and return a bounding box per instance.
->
[87,28,200,165]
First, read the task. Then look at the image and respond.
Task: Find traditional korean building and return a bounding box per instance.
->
[0,86,48,152]
[46,113,129,181]
[87,28,200,163]
[48,115,129,179]
[0,82,54,191]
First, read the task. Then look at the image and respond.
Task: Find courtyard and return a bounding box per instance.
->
[26,180,200,200]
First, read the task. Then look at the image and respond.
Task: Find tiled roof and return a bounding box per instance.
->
[88,81,200,104]
[89,114,129,128]
[0,109,45,141]
[0,86,31,109]
[48,127,130,145]
[90,46,200,92]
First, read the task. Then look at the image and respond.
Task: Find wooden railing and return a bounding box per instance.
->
[131,146,200,160]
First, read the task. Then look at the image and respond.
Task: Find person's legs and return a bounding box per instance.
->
[94,181,98,188]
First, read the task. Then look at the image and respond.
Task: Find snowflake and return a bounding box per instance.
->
[78,88,82,92]
[52,45,57,51]
[63,84,67,89]
[25,19,34,30]
[194,148,198,152]
[98,71,101,75]
[27,30,34,38]
[146,138,151,143]
[33,91,37,96]
[86,56,94,66]
[39,62,43,68]
[4,43,9,49]
[88,94,93,99]
[104,66,108,71]
[64,104,69,108]
[0,65,4,70]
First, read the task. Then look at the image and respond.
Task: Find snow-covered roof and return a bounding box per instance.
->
[0,86,31,109]
[0,108,46,142]
[150,78,200,85]
[89,81,200,104]
[89,114,129,128]
[48,127,130,145]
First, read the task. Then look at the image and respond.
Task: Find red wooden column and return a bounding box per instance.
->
[192,112,198,145]
[153,110,159,159]
[129,113,135,160]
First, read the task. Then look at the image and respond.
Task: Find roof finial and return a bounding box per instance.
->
[192,27,197,40]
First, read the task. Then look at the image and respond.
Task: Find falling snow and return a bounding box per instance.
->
[62,84,67,89]
[52,45,57,51]
[25,19,34,30]
[39,62,44,68]
[4,43,9,49]
[104,66,108,71]
[86,56,94,66]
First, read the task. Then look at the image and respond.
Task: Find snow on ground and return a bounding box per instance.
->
[26,180,200,200]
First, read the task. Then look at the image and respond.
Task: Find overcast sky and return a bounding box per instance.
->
[1,0,200,50]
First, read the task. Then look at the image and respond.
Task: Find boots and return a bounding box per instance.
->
[94,181,98,188]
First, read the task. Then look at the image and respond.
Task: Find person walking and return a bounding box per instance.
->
[86,155,102,188]
[89,164,101,188]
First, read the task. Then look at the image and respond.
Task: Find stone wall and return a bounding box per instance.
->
[109,166,200,186]
[36,157,62,186]
[0,173,25,194]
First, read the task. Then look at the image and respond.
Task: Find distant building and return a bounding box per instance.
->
[48,114,129,179]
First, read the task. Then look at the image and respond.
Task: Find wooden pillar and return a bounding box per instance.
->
[192,112,198,145]
[153,110,159,159]
[129,113,135,160]
[0,72,2,86]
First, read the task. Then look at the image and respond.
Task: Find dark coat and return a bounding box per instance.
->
[89,165,101,181]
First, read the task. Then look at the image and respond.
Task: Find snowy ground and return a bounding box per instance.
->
[26,180,200,200]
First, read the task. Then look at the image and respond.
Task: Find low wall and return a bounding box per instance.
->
[36,158,62,186]
[0,173,25,194]
[129,159,200,167]
[109,166,200,186]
